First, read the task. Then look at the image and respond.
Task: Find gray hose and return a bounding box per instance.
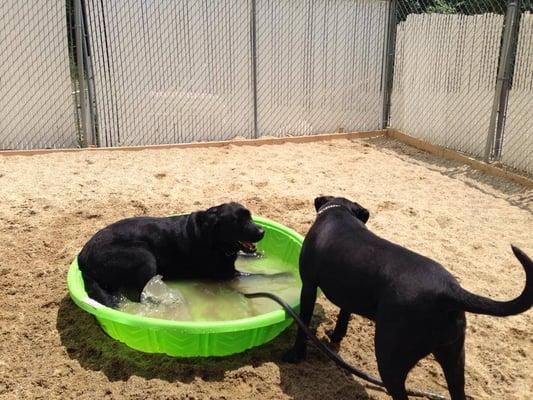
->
[243,291,448,400]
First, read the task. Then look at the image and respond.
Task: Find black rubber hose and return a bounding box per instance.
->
[243,291,448,400]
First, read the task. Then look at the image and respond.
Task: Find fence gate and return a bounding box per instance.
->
[83,0,255,147]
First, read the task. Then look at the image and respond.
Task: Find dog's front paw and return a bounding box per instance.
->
[325,328,343,344]
[282,348,306,364]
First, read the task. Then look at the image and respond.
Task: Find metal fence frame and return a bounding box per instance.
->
[484,0,521,162]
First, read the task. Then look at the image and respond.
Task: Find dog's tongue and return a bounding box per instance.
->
[239,241,256,251]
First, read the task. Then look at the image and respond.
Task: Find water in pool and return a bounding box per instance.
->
[117,251,301,321]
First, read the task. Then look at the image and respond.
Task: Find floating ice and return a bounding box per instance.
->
[141,275,186,305]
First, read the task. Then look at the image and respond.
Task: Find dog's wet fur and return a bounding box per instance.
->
[284,196,532,400]
[78,202,264,307]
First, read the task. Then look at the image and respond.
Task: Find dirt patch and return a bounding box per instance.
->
[0,137,531,399]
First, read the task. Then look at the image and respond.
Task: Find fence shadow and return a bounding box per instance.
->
[369,137,532,213]
[56,295,369,398]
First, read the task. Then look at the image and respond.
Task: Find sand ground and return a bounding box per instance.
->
[0,136,531,400]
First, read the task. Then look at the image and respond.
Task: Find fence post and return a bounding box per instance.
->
[250,0,259,139]
[381,0,397,129]
[81,0,99,146]
[74,0,91,147]
[484,0,520,162]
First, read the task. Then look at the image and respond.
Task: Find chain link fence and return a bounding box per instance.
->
[82,0,388,145]
[0,0,531,176]
[255,0,388,136]
[0,0,80,150]
[389,0,533,174]
[390,1,507,159]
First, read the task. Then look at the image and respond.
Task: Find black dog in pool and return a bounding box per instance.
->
[78,202,265,307]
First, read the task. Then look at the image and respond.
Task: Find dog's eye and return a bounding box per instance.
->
[236,209,251,220]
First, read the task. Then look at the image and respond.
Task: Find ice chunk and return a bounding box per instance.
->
[141,275,186,305]
[117,275,193,321]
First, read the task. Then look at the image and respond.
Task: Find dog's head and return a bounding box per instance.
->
[197,202,265,254]
[314,196,370,224]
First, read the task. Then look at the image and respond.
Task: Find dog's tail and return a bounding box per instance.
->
[450,245,533,317]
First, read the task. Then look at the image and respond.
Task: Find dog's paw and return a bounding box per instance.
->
[325,328,343,344]
[282,349,306,364]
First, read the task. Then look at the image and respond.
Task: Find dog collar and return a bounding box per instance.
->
[317,204,344,215]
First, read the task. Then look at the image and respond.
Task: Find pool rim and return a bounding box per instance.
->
[67,215,304,334]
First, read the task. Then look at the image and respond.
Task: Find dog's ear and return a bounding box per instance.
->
[197,208,219,235]
[314,196,334,212]
[353,205,369,224]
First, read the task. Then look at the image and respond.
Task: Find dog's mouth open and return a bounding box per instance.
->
[238,241,257,254]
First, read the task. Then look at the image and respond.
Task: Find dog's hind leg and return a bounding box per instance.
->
[433,316,467,400]
[81,271,119,307]
[326,308,351,344]
[123,249,158,303]
[375,314,431,400]
[283,282,318,363]
[93,245,158,303]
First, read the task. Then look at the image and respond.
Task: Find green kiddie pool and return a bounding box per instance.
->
[67,216,303,357]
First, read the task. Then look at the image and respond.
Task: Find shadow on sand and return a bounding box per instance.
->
[57,295,372,400]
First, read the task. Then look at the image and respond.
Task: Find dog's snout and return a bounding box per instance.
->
[256,227,265,240]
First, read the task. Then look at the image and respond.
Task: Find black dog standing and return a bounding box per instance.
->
[285,196,532,400]
[78,202,264,307]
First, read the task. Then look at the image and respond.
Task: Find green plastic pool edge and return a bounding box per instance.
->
[67,216,304,357]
